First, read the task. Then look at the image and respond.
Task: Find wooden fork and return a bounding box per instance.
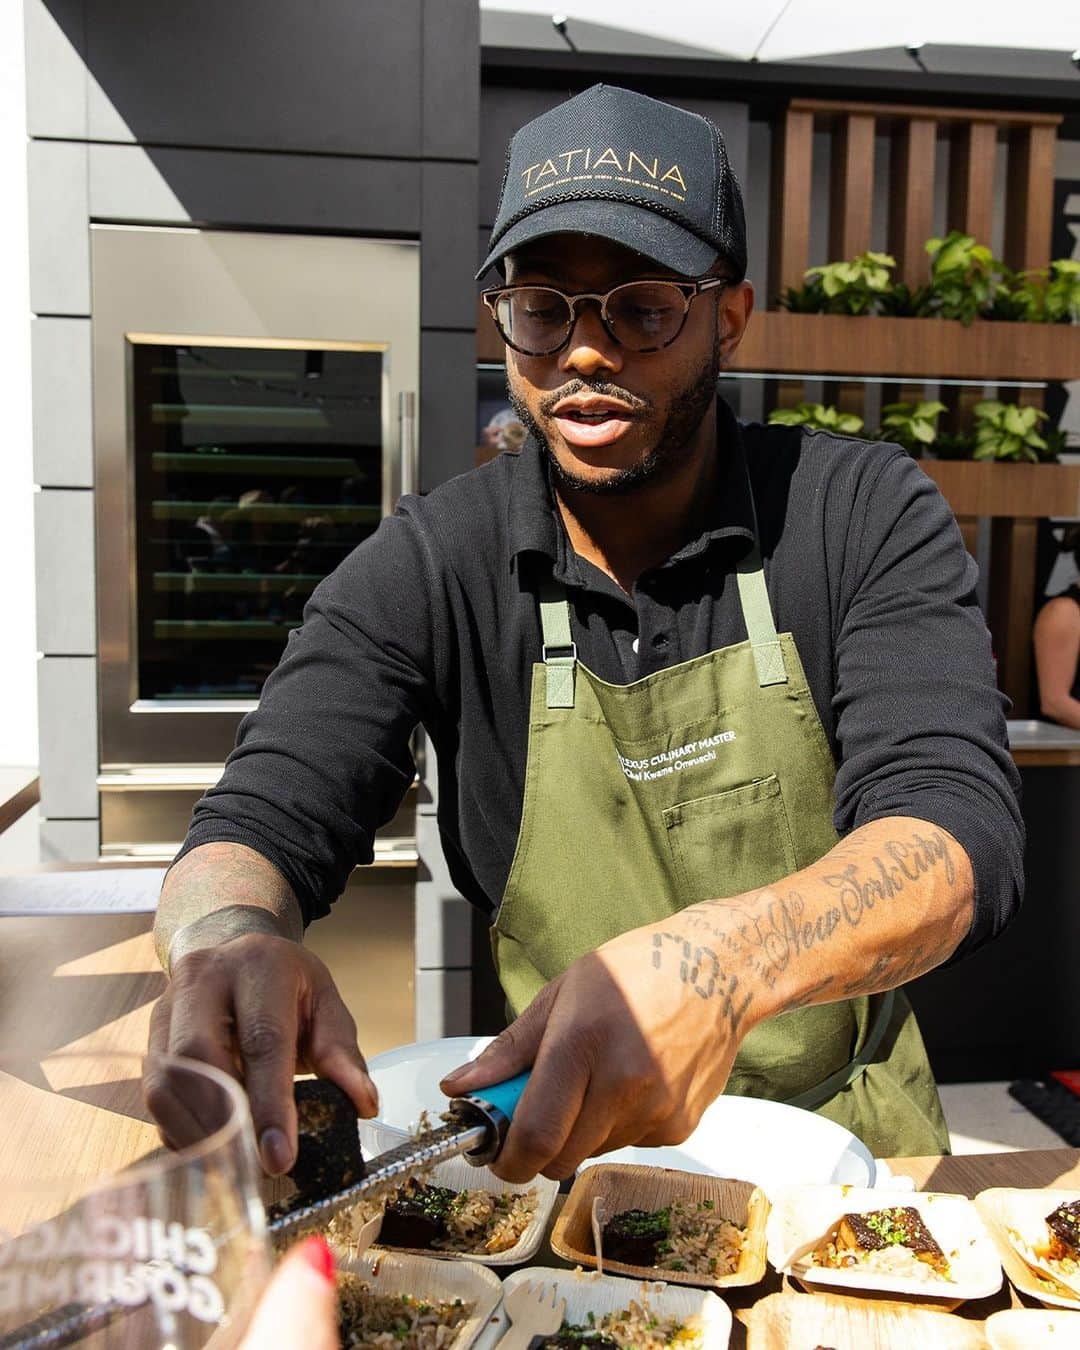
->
[499,1279,566,1350]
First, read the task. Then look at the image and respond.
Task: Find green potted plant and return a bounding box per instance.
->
[777,252,895,316]
[971,400,1057,463]
[989,259,1080,324]
[921,231,1008,326]
[877,400,947,457]
[767,402,865,435]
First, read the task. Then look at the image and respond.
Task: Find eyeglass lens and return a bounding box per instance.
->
[495,282,688,354]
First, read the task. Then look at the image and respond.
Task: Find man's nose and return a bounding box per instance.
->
[559,302,623,380]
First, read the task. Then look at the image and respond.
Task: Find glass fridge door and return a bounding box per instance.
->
[131,338,383,703]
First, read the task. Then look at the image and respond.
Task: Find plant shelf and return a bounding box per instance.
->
[917,459,1080,518]
[732,312,1080,382]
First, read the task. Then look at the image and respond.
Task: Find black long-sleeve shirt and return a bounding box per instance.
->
[179,399,1024,958]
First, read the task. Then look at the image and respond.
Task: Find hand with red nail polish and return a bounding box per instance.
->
[240,1236,339,1348]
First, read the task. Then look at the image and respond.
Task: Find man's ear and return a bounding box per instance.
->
[717,280,755,365]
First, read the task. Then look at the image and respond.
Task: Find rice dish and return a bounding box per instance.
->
[603,1199,744,1277]
[329,1177,538,1256]
[337,1271,472,1349]
[534,1301,704,1348]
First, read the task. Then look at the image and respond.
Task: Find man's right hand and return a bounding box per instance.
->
[147,930,377,1175]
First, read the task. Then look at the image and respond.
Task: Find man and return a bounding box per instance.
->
[150,85,1023,1179]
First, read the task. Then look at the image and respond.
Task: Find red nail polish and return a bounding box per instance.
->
[298,1234,336,1283]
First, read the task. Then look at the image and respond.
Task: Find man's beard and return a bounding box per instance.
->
[506,330,722,497]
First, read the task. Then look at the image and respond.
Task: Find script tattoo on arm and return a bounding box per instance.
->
[649,823,965,1015]
[650,931,754,1033]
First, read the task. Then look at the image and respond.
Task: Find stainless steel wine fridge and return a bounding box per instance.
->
[91,226,420,862]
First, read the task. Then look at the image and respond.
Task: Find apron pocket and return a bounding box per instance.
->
[662,774,798,904]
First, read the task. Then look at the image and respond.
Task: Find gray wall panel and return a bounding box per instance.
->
[421,0,479,161]
[82,0,422,157]
[420,331,476,490]
[421,162,479,328]
[27,141,89,315]
[40,818,100,863]
[25,0,87,139]
[37,657,99,818]
[32,318,93,488]
[88,144,422,234]
[35,490,97,655]
[415,969,472,1040]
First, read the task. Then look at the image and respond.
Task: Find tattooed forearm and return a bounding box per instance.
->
[154,841,303,971]
[837,943,940,998]
[775,974,837,1014]
[648,819,972,1024]
[650,931,754,1032]
[673,826,957,988]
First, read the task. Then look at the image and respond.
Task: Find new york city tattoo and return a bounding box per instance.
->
[649,825,957,1013]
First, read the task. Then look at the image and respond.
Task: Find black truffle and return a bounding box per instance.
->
[602,1207,672,1267]
[288,1078,365,1200]
[378,1180,457,1249]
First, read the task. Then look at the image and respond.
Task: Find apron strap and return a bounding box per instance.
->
[736,544,788,688]
[538,578,577,709]
[784,989,896,1112]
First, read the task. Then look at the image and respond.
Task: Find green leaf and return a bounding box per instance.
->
[1002,405,1029,435]
[913,420,936,444]
[915,401,948,419]
[973,400,1004,419]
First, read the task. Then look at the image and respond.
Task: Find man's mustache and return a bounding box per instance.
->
[538,380,650,417]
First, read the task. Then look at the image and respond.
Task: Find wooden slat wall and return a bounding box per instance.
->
[947,120,998,247]
[887,118,937,286]
[1004,123,1058,271]
[765,99,1064,716]
[828,113,875,260]
[768,106,815,300]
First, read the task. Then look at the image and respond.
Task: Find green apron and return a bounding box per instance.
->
[490,544,949,1159]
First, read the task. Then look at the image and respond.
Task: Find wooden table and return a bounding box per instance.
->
[3,912,1080,1344]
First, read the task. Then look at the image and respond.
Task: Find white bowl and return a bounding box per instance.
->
[363,1036,495,1154]
[365,1038,878,1194]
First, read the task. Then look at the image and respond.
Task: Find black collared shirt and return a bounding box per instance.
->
[180,400,1024,958]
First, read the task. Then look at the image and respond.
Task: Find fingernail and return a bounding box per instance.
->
[259,1126,292,1175]
[442,1061,474,1081]
[297,1235,336,1284]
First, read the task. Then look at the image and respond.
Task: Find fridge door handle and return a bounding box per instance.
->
[398,390,418,501]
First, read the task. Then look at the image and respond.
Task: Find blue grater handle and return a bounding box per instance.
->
[448,1070,531,1166]
[467,1070,530,1121]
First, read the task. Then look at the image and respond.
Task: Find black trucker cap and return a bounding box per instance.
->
[478,83,747,281]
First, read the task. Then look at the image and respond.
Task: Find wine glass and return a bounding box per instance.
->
[0,1051,272,1347]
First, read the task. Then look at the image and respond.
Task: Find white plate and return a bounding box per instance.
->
[367,1039,878,1193]
[500,1267,732,1347]
[582,1095,877,1193]
[364,1036,495,1154]
[767,1185,1003,1303]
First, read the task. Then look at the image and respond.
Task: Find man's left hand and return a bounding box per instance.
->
[438,919,757,1181]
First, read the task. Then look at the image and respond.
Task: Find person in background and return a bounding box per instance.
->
[1034,525,1080,730]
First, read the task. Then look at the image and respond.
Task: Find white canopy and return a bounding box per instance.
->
[481,0,1079,63]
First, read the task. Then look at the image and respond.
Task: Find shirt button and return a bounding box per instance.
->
[631,637,639,654]
[652,633,669,650]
